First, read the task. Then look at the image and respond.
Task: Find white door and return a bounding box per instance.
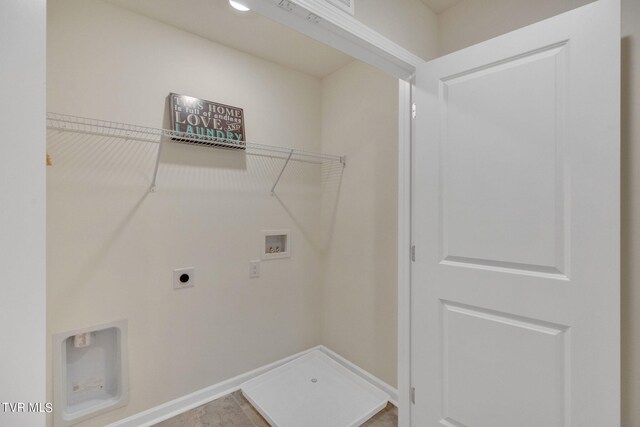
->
[410,0,620,426]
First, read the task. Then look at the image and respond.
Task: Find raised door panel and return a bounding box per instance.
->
[440,43,568,278]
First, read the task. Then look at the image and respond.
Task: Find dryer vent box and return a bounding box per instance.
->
[53,320,129,426]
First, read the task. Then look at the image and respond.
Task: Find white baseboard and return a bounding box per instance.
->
[106,346,398,427]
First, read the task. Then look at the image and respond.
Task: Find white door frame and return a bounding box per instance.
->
[1,1,47,427]
[240,1,421,426]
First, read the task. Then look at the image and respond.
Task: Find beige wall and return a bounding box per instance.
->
[621,0,640,423]
[355,0,439,60]
[316,0,438,389]
[438,0,594,55]
[47,1,323,425]
[320,61,399,387]
[437,0,640,424]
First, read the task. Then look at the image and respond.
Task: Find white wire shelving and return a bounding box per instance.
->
[46,112,345,193]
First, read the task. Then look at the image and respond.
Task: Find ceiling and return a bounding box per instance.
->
[108,0,353,78]
[419,0,462,14]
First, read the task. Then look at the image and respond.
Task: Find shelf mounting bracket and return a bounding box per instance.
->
[271,149,294,195]
[150,137,164,193]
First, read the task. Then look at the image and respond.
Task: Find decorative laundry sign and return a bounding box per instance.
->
[169,93,246,149]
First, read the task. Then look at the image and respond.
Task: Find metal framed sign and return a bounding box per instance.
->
[169,93,246,149]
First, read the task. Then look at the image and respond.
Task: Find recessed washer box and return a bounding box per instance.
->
[53,320,129,426]
[263,230,290,260]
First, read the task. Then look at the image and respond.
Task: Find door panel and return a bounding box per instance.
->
[411,1,620,426]
[441,43,567,276]
[441,301,568,427]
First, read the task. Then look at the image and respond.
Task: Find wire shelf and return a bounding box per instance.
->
[46,112,345,193]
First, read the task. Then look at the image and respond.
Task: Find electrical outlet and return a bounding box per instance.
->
[173,267,195,289]
[250,260,260,278]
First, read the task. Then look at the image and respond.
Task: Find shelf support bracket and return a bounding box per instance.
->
[150,137,164,193]
[271,149,294,195]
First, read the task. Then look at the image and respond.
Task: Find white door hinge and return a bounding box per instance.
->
[411,245,416,262]
[412,103,417,119]
[410,386,416,404]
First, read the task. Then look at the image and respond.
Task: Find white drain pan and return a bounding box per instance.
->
[241,350,389,427]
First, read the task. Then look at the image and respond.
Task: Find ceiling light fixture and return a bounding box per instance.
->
[229,0,250,12]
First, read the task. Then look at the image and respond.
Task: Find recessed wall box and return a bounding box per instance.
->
[53,320,129,426]
[263,230,291,260]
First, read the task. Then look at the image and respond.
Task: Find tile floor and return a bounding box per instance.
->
[153,390,398,427]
